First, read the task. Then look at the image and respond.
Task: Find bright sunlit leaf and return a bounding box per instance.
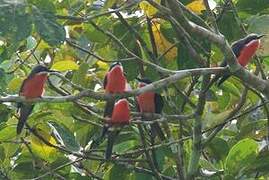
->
[51,60,79,71]
[186,0,216,15]
[152,21,177,61]
[30,128,58,162]
[139,0,161,17]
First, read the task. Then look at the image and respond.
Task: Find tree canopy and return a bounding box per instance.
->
[0,0,269,179]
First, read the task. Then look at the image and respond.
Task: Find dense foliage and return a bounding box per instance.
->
[0,0,269,179]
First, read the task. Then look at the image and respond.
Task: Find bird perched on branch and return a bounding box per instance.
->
[103,62,127,118]
[17,65,57,134]
[102,62,129,159]
[104,98,131,159]
[136,78,166,141]
[209,33,264,87]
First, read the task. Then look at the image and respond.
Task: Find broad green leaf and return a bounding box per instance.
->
[0,125,16,141]
[11,162,37,179]
[203,105,233,129]
[206,137,229,161]
[220,81,241,97]
[104,164,131,180]
[217,12,241,41]
[72,62,90,87]
[48,121,80,152]
[186,0,216,15]
[225,138,258,176]
[139,0,161,17]
[113,140,138,153]
[29,0,56,13]
[0,1,32,42]
[247,149,269,174]
[0,145,5,162]
[248,15,269,57]
[30,128,58,162]
[236,0,269,15]
[7,77,24,93]
[85,24,107,43]
[33,9,66,46]
[236,119,267,140]
[152,21,177,61]
[26,36,37,50]
[131,172,154,180]
[51,60,79,71]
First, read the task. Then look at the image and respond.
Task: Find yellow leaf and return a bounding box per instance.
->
[96,61,109,71]
[8,77,24,92]
[152,22,177,61]
[139,0,160,17]
[30,128,57,162]
[51,60,79,71]
[186,0,206,15]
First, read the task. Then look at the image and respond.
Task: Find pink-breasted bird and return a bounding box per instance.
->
[17,65,56,134]
[136,78,166,141]
[211,33,264,86]
[101,62,129,159]
[104,98,131,159]
[103,62,127,118]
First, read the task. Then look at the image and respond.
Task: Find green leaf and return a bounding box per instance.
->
[236,119,267,140]
[7,77,24,93]
[0,125,16,141]
[30,127,58,162]
[206,137,229,161]
[104,0,118,9]
[104,164,131,180]
[0,1,32,42]
[11,162,36,179]
[51,60,79,71]
[0,145,5,162]
[33,8,65,46]
[131,172,154,180]
[220,81,241,97]
[48,121,80,152]
[0,104,11,124]
[113,140,138,153]
[72,62,90,87]
[248,15,269,57]
[225,138,258,176]
[177,43,199,70]
[85,24,107,43]
[236,0,269,15]
[29,0,56,13]
[26,36,37,50]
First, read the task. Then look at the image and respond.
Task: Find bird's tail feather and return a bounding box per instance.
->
[151,123,165,141]
[105,130,119,160]
[17,104,34,135]
[103,99,115,118]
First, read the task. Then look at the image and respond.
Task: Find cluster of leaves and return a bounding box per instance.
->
[0,0,269,179]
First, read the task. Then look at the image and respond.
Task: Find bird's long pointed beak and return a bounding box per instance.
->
[48,69,60,73]
[257,34,266,39]
[135,77,143,82]
[37,69,60,75]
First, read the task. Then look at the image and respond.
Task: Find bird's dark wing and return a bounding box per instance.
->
[209,39,245,88]
[135,98,141,112]
[152,93,165,141]
[17,79,27,111]
[103,73,108,89]
[154,93,164,114]
[105,128,120,160]
[103,99,115,118]
[231,39,245,57]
